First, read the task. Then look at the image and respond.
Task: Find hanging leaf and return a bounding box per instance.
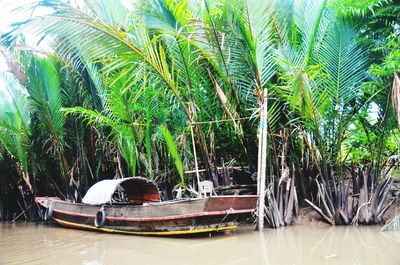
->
[158,125,184,186]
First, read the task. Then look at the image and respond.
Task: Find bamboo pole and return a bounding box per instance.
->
[257,89,268,230]
[257,112,263,195]
[190,124,202,198]
[189,103,202,198]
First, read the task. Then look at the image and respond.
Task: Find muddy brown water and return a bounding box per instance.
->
[1,222,400,265]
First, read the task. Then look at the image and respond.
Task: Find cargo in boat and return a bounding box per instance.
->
[36,177,258,236]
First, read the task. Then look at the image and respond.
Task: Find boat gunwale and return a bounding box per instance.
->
[38,194,259,208]
[52,207,254,222]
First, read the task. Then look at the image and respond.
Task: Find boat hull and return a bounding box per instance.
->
[36,195,258,235]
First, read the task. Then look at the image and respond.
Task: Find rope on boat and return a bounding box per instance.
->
[217,207,234,229]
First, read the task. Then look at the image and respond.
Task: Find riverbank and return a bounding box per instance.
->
[293,201,400,226]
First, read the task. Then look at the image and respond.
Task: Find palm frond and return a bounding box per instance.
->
[62,106,118,130]
[25,56,64,151]
[159,124,184,185]
[317,20,369,110]
[4,0,192,121]
[119,128,137,176]
[295,0,333,64]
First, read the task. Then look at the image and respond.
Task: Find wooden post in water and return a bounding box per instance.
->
[257,89,268,230]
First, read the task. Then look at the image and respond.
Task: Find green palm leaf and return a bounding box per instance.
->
[316,20,368,110]
[4,0,192,122]
[159,124,184,186]
[25,55,65,150]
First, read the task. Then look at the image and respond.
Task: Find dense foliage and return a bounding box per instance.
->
[0,0,398,224]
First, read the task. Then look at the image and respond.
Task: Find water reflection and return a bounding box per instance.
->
[1,223,400,265]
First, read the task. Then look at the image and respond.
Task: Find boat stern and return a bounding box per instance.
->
[35,196,61,208]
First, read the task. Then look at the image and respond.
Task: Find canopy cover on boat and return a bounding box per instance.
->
[82,177,160,205]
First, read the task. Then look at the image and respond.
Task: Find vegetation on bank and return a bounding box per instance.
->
[0,0,399,227]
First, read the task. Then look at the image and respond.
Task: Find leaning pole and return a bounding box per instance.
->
[257,89,268,230]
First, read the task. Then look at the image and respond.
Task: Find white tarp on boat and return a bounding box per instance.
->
[82,179,125,205]
[82,177,160,205]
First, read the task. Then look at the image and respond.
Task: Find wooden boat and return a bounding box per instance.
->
[36,177,258,236]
